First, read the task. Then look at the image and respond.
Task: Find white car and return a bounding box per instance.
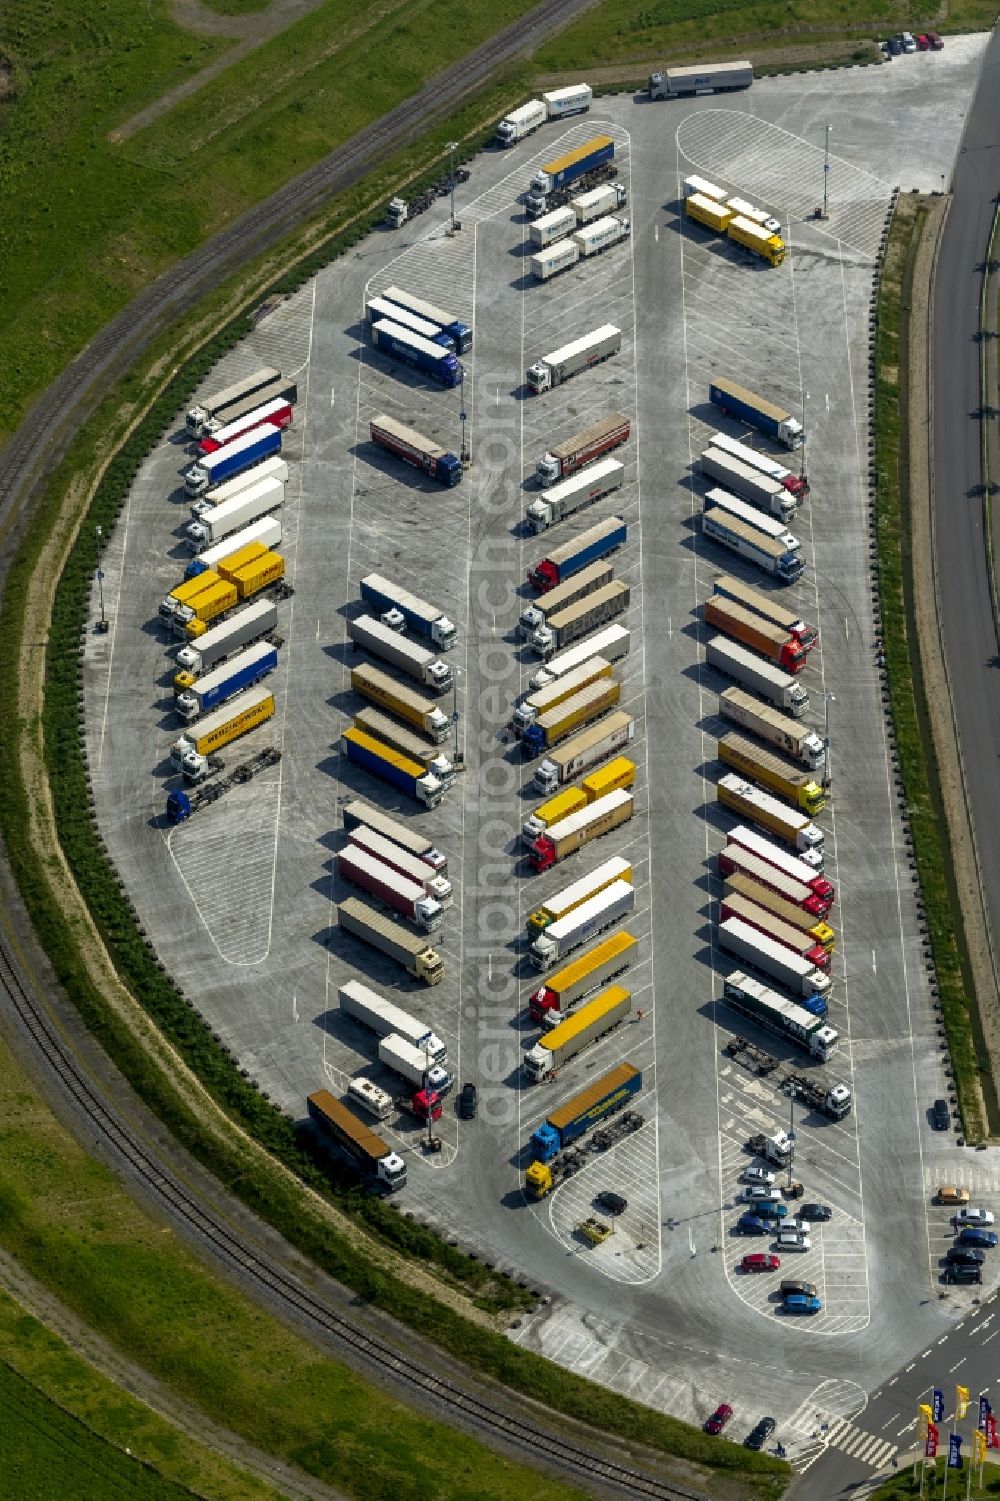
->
[955,1208,996,1228]
[741,1186,783,1204]
[901,30,917,50]
[776,1231,812,1252]
[743,1166,776,1187]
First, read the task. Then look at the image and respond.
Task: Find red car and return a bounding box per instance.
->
[741,1252,780,1273]
[927,30,943,47]
[915,33,930,48]
[705,1403,734,1435]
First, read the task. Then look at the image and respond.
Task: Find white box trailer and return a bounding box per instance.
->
[346,614,452,693]
[189,516,282,575]
[377,1034,451,1093]
[706,636,809,717]
[529,880,635,970]
[542,83,592,117]
[571,184,627,224]
[338,979,446,1061]
[530,623,630,690]
[530,206,578,248]
[531,239,580,281]
[527,324,621,394]
[185,474,284,553]
[175,598,278,675]
[701,449,794,521]
[525,457,624,531]
[496,98,548,145]
[704,487,799,551]
[191,456,288,517]
[571,215,630,257]
[683,175,726,201]
[649,61,753,99]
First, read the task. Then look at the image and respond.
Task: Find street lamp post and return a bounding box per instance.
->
[459,369,469,465]
[451,666,462,767]
[799,391,809,484]
[822,691,835,792]
[787,1086,797,1189]
[822,124,831,220]
[447,141,458,231]
[95,524,106,628]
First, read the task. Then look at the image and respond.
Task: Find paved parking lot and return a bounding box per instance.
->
[83,32,1000,1448]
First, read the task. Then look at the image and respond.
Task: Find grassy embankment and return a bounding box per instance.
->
[874,194,988,1140]
[871,1459,1000,1497]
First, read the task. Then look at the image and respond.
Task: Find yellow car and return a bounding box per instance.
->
[937,1185,971,1207]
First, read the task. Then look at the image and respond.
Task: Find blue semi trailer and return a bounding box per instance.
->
[708,378,805,450]
[370,319,463,388]
[528,515,627,591]
[184,424,282,497]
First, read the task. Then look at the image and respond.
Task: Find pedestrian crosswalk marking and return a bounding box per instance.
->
[782,1400,898,1473]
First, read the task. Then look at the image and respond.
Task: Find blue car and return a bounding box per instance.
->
[959,1228,998,1249]
[768,1200,789,1220]
[784,1293,822,1315]
[738,1213,775,1236]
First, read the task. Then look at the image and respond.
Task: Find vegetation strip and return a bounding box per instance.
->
[875,196,988,1141]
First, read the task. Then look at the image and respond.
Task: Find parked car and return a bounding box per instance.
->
[800,1204,832,1222]
[932,1098,951,1130]
[783,1292,822,1314]
[954,1208,995,1228]
[458,1082,478,1119]
[938,1186,971,1206]
[744,1417,777,1451]
[705,1403,734,1435]
[927,31,943,48]
[742,1166,775,1187]
[738,1213,776,1236]
[946,1246,985,1266]
[741,1253,780,1274]
[741,1186,782,1204]
[780,1279,818,1298]
[944,1263,982,1284]
[596,1190,627,1216]
[959,1228,998,1250]
[887,33,903,53]
[915,33,930,48]
[776,1231,812,1252]
[901,30,917,50]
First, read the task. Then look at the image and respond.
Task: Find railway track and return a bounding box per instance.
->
[0,932,704,1501]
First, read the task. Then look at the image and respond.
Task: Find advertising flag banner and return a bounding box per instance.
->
[926,1423,939,1458]
[948,1433,963,1469]
[987,1413,999,1449]
[980,1395,992,1431]
[920,1403,934,1422]
[956,1386,970,1419]
[933,1389,945,1423]
[974,1431,987,1462]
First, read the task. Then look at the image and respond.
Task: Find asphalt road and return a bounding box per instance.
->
[931,25,1000,988]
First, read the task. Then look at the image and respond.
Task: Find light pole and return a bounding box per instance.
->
[446,141,458,231]
[451,665,462,767]
[459,368,469,465]
[822,691,835,792]
[95,524,107,629]
[822,124,831,219]
[799,390,809,483]
[787,1085,797,1189]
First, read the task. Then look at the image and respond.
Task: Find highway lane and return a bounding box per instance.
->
[931,27,1000,986]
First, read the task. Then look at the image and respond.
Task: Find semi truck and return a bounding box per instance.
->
[184,516,282,580]
[719,920,833,1007]
[366,297,455,351]
[534,711,634,794]
[725,197,781,236]
[342,797,447,874]
[529,879,635,970]
[174,641,278,722]
[497,98,548,145]
[719,732,826,816]
[197,395,293,454]
[377,1034,451,1094]
[525,457,624,532]
[351,664,449,742]
[718,773,824,856]
[158,570,227,629]
[706,637,809,716]
[185,367,281,437]
[368,414,462,487]
[531,240,580,281]
[709,378,805,450]
[526,1062,642,1178]
[307,1089,406,1191]
[701,448,795,520]
[346,614,452,693]
[338,979,446,1061]
[525,135,615,216]
[342,727,445,809]
[195,377,297,441]
[523,984,632,1080]
[721,966,838,1059]
[185,474,284,553]
[527,325,621,395]
[189,455,288,519]
[713,575,817,651]
[377,286,472,354]
[708,432,808,499]
[528,789,633,872]
[529,581,630,658]
[719,687,825,770]
[370,319,463,387]
[169,686,274,782]
[521,677,621,759]
[522,756,634,842]
[536,415,630,486]
[337,843,444,931]
[528,930,637,1025]
[510,656,613,738]
[725,825,834,902]
[167,577,237,638]
[336,896,444,984]
[648,60,752,98]
[683,174,726,200]
[175,552,285,637]
[542,82,593,117]
[719,891,829,972]
[529,624,629,692]
[727,215,785,268]
[702,509,803,584]
[353,708,454,787]
[685,193,733,233]
[704,488,799,553]
[347,826,452,906]
[528,855,632,934]
[718,843,832,919]
[528,516,627,591]
[530,206,578,249]
[705,596,805,674]
[184,424,282,497]
[519,564,614,641]
[723,873,834,952]
[571,214,631,257]
[359,574,457,650]
[174,599,278,678]
[571,183,627,224]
